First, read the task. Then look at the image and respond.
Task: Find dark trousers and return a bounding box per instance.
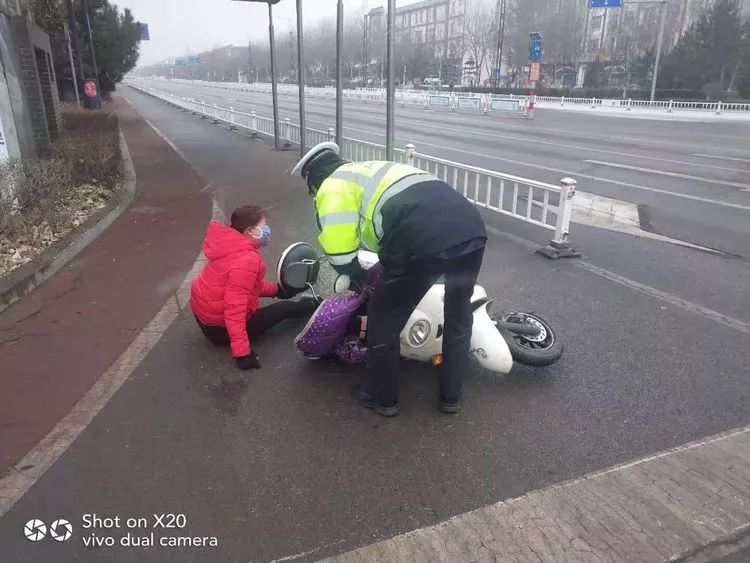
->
[196,300,316,348]
[366,247,485,406]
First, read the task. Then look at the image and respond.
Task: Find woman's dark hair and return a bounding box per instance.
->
[230,205,265,233]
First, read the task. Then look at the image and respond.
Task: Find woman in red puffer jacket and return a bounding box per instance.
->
[190,205,315,370]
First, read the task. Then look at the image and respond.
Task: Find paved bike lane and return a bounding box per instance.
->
[0,88,747,562]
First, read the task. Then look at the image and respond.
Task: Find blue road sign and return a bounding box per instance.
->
[139,23,150,40]
[590,0,622,7]
[529,39,543,62]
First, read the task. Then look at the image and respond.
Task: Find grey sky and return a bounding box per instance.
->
[117,0,381,66]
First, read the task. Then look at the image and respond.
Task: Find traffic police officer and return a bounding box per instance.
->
[293,142,487,416]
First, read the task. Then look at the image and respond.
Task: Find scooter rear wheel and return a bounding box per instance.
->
[492,311,563,367]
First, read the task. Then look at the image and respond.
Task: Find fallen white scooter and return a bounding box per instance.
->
[278,243,563,373]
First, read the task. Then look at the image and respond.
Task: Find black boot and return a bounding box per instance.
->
[353,384,401,417]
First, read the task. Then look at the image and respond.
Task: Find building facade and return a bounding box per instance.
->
[0,0,61,161]
[365,0,467,86]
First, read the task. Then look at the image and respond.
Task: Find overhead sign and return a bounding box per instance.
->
[529,33,543,62]
[139,23,150,40]
[590,0,622,7]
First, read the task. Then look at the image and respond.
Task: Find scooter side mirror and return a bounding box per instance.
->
[333,274,351,294]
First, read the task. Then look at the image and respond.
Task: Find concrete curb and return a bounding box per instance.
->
[0,129,137,314]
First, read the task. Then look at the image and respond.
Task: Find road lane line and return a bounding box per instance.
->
[583,160,750,190]
[691,153,750,163]
[188,91,750,174]
[485,226,750,335]
[320,426,750,563]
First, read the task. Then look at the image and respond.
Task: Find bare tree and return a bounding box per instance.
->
[464,0,496,85]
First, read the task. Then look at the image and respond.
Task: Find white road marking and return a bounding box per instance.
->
[691,153,750,163]
[485,226,750,335]
[0,112,218,519]
[333,127,750,212]
[158,85,750,167]
[583,159,750,190]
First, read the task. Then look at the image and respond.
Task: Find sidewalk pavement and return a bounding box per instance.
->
[324,426,750,563]
[0,95,211,476]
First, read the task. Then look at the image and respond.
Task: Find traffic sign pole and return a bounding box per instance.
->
[650,0,668,102]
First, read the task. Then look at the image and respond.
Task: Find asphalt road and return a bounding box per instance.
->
[139,80,750,258]
[1,87,748,562]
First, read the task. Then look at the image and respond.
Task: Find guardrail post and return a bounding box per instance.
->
[423,94,429,110]
[668,99,674,113]
[590,97,597,109]
[405,143,416,166]
[283,118,292,148]
[716,101,722,115]
[327,127,335,141]
[228,107,237,130]
[536,178,581,259]
[250,111,258,137]
[561,96,565,106]
[212,104,219,124]
[482,95,490,116]
[626,98,632,111]
[199,101,208,118]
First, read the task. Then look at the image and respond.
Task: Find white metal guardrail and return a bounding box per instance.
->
[142,77,750,115]
[127,81,579,257]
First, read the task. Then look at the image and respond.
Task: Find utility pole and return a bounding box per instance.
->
[386,0,395,159]
[363,13,368,87]
[296,0,306,156]
[336,0,344,145]
[267,1,280,149]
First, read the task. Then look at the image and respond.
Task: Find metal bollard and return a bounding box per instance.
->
[250,111,258,137]
[405,143,416,166]
[327,127,335,141]
[536,178,581,259]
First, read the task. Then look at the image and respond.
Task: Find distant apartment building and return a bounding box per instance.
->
[1,0,62,161]
[365,0,467,85]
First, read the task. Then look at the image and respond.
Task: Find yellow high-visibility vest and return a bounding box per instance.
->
[315,161,433,265]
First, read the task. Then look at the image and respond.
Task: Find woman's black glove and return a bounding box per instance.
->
[276,284,303,299]
[236,351,261,370]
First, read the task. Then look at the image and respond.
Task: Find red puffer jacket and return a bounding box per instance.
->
[190,221,279,357]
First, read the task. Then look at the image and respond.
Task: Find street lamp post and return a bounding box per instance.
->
[233,0,282,149]
[336,0,344,145]
[385,0,395,160]
[296,0,306,156]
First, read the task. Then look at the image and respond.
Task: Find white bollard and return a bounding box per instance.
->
[284,118,292,148]
[327,127,335,141]
[716,101,722,115]
[590,97,597,109]
[250,111,258,137]
[668,99,674,113]
[212,104,219,123]
[561,96,565,106]
[626,98,632,111]
[405,143,416,166]
[229,107,236,130]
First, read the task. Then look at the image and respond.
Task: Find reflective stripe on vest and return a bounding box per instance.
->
[327,161,430,251]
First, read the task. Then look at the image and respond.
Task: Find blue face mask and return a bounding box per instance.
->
[253,224,271,247]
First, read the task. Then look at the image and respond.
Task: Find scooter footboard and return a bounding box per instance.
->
[471,302,513,374]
